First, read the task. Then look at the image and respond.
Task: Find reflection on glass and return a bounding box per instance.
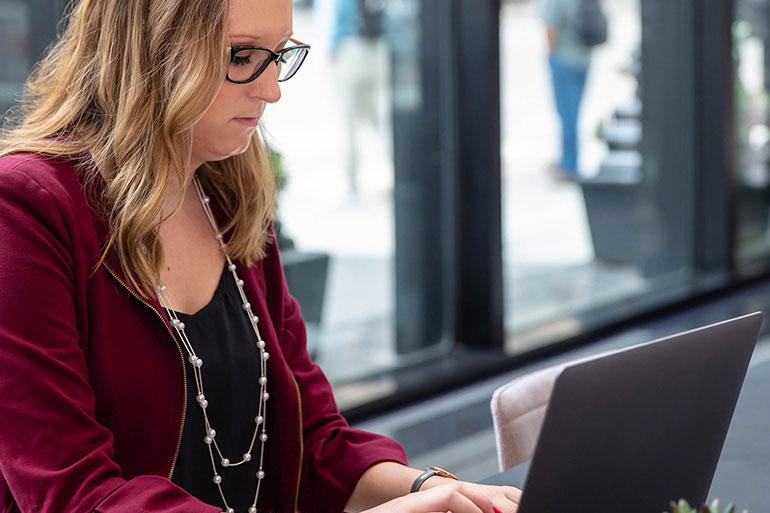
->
[734,0,770,267]
[269,0,445,403]
[0,1,30,116]
[502,0,651,350]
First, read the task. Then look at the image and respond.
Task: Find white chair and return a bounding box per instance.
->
[489,363,566,471]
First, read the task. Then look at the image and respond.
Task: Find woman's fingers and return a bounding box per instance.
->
[407,485,484,513]
[492,485,522,513]
[498,485,522,503]
[360,482,521,513]
[454,483,518,513]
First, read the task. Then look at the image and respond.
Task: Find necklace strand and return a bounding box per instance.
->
[156,178,269,513]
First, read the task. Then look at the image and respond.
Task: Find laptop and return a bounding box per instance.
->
[513,312,763,513]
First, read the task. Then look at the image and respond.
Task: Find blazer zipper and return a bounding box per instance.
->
[103,264,188,479]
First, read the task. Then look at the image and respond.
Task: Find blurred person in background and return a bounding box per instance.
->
[541,0,606,181]
[0,0,519,512]
[330,0,389,196]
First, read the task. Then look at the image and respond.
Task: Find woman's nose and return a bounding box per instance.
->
[247,63,282,104]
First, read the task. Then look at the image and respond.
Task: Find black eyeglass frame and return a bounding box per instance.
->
[226,37,311,84]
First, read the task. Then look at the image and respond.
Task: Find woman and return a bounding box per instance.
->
[0,0,521,512]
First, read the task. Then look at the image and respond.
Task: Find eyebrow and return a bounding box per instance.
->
[229,32,294,45]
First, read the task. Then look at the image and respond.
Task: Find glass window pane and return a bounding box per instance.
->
[269,0,453,407]
[502,0,697,350]
[0,1,31,119]
[734,0,770,272]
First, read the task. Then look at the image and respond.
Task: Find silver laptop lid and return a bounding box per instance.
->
[517,312,763,513]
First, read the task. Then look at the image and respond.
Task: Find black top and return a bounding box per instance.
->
[170,265,267,512]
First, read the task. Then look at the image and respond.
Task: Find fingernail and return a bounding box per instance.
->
[493,507,503,513]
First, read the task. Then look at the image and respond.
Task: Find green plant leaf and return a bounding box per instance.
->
[668,498,746,513]
[670,499,695,513]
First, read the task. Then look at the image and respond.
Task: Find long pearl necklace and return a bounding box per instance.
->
[156,178,269,513]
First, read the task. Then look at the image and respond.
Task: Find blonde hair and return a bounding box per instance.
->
[0,0,277,299]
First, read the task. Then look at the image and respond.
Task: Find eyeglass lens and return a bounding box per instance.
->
[228,47,307,83]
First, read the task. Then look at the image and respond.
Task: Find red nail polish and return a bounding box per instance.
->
[493,507,503,513]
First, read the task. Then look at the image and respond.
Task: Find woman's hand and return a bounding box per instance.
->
[345,461,520,513]
[360,480,520,513]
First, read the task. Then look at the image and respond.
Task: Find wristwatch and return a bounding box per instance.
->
[409,466,459,493]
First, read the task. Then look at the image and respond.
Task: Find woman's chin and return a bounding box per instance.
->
[232,140,253,157]
[193,129,257,163]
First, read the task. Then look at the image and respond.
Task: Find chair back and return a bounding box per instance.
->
[490,364,566,471]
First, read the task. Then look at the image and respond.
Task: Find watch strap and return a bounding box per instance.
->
[409,466,459,493]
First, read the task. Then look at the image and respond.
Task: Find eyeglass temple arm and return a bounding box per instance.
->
[225,38,310,60]
[288,37,310,48]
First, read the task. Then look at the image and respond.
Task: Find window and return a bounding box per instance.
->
[268,0,456,408]
[0,1,31,117]
[734,0,770,274]
[502,0,731,352]
[502,0,657,350]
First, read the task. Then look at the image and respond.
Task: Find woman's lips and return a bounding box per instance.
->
[234,117,259,127]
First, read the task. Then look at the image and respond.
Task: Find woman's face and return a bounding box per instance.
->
[190,0,293,167]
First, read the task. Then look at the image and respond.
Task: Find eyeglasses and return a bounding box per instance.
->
[226,38,310,84]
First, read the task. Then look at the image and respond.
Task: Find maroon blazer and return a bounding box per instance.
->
[0,153,407,513]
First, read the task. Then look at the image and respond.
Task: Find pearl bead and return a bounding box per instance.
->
[262,392,270,401]
[262,352,270,361]
[257,470,265,479]
[188,355,196,364]
[194,358,203,368]
[208,428,216,438]
[159,285,167,293]
[237,279,244,287]
[255,415,263,424]
[200,400,208,409]
[257,340,266,349]
[242,302,251,310]
[221,458,230,467]
[215,234,223,241]
[227,508,234,513]
[204,436,213,445]
[178,322,185,331]
[259,377,267,386]
[251,315,259,323]
[260,433,268,442]
[213,474,222,484]
[203,196,210,204]
[243,452,252,461]
[228,263,237,271]
[197,393,206,403]
[249,507,257,513]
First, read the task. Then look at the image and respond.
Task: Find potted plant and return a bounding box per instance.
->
[269,146,293,250]
[669,499,747,513]
[268,145,329,358]
[580,49,645,268]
